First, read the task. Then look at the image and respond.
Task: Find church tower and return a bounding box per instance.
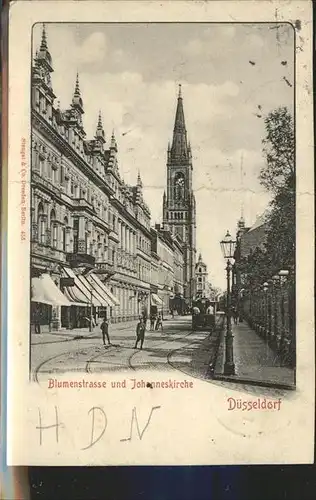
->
[162,85,196,303]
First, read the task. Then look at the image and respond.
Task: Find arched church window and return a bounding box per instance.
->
[37,202,45,244]
[199,267,202,273]
[174,172,185,200]
[50,209,57,248]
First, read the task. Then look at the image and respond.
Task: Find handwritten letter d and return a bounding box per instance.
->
[82,407,107,451]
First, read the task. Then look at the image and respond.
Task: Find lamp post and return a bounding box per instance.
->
[263,282,269,339]
[220,230,237,375]
[89,289,94,333]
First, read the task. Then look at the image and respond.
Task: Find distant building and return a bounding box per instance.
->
[195,253,208,298]
[150,225,184,317]
[233,212,269,311]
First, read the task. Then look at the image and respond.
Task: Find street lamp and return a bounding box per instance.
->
[263,282,269,339]
[220,230,237,375]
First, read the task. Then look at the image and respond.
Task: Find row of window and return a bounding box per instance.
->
[138,262,151,283]
[166,211,187,220]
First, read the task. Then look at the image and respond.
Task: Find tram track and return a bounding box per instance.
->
[34,319,218,379]
[126,328,197,372]
[84,323,196,374]
[33,346,97,383]
[166,316,223,378]
[84,327,195,374]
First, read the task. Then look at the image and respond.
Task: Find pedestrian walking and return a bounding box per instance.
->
[155,313,163,331]
[100,317,111,346]
[232,307,238,325]
[142,310,148,329]
[134,317,146,350]
[34,305,41,334]
[150,313,156,331]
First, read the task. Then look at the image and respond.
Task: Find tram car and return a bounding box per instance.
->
[192,298,217,332]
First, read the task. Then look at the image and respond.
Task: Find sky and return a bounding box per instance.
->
[33,22,294,290]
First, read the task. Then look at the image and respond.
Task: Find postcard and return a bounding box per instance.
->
[5,0,314,465]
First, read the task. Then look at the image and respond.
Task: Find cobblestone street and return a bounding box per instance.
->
[31,315,292,399]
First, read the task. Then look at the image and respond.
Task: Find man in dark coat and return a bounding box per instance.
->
[100,318,111,346]
[134,317,146,350]
[34,304,41,334]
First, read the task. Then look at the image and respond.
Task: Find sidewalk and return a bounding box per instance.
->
[31,315,174,345]
[31,319,139,345]
[213,320,295,389]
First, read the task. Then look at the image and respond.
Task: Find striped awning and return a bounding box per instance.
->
[151,293,163,306]
[86,273,120,307]
[62,268,118,307]
[31,274,71,306]
[62,287,88,307]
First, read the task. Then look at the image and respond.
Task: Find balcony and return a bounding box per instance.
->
[72,198,95,212]
[66,252,95,268]
[32,241,66,263]
[95,261,117,275]
[32,172,60,197]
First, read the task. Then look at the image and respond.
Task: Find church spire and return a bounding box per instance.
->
[170,84,189,162]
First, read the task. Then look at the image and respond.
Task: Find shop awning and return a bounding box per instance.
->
[62,268,91,305]
[62,287,88,307]
[63,268,117,307]
[151,293,163,306]
[86,274,120,307]
[31,274,72,306]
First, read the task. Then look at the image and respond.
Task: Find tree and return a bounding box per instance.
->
[260,107,295,272]
[260,107,295,193]
[237,107,295,289]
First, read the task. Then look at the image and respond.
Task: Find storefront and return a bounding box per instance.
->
[60,267,119,329]
[150,292,163,317]
[31,273,72,332]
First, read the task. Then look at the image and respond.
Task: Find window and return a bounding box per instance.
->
[198,277,202,283]
[52,164,58,185]
[60,165,64,185]
[50,210,57,248]
[39,157,45,177]
[199,267,202,273]
[62,217,68,252]
[73,218,79,253]
[174,172,185,200]
[97,235,101,260]
[37,202,45,244]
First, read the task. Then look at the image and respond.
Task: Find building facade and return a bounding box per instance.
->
[162,85,197,305]
[195,253,208,298]
[31,26,153,331]
[150,225,184,317]
[30,25,185,332]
